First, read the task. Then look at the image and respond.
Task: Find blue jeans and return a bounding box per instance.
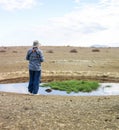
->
[28,70,41,94]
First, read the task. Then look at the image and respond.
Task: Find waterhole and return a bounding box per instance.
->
[0,83,119,96]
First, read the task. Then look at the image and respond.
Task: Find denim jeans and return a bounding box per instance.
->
[28,70,41,94]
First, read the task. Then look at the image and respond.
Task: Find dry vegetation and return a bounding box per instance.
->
[92,48,100,52]
[46,49,54,53]
[70,48,78,53]
[0,50,6,53]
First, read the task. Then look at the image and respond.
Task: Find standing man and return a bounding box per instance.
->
[26,40,44,95]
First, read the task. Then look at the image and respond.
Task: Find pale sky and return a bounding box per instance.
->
[0,0,119,47]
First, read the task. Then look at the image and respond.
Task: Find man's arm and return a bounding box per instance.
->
[39,50,44,62]
[26,50,30,61]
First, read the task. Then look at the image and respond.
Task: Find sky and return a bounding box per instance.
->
[0,0,119,47]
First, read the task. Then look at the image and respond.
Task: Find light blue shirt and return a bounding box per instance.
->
[26,47,44,71]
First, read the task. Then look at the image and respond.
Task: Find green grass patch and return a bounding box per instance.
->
[41,80,100,93]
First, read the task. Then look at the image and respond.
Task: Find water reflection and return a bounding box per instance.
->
[0,83,119,96]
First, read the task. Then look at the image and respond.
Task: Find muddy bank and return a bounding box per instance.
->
[0,75,119,84]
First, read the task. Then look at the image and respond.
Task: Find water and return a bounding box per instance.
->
[0,83,119,96]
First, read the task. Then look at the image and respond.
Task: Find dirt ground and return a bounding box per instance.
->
[0,46,119,130]
[0,93,119,130]
[0,46,119,83]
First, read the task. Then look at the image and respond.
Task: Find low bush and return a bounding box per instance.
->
[0,50,6,53]
[41,80,100,93]
[12,51,18,53]
[70,49,78,53]
[92,49,100,52]
[46,50,54,53]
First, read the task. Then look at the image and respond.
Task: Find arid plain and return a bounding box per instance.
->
[0,46,119,130]
[0,46,119,83]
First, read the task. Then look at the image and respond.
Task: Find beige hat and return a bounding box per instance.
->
[33,40,40,47]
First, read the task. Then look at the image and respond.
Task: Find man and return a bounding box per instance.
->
[26,40,44,95]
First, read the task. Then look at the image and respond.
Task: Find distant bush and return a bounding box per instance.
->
[70,49,78,53]
[0,50,6,53]
[92,49,100,52]
[3,47,7,49]
[12,51,18,53]
[46,50,54,53]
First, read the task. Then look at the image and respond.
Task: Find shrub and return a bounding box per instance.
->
[92,49,100,52]
[70,49,78,53]
[47,50,54,53]
[0,50,6,53]
[12,51,18,53]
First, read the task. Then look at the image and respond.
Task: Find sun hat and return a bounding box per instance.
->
[33,40,40,47]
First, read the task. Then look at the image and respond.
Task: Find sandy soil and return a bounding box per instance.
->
[0,46,119,130]
[0,92,119,130]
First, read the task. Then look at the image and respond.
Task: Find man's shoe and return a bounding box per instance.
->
[28,92,34,95]
[33,93,39,95]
